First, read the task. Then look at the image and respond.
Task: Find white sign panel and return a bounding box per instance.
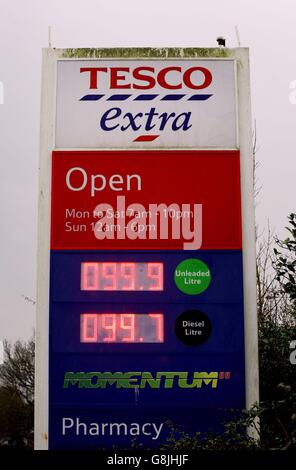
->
[55,60,237,148]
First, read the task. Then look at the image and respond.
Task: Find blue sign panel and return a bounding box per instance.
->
[48,250,245,449]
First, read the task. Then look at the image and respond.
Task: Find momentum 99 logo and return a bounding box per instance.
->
[55,60,237,148]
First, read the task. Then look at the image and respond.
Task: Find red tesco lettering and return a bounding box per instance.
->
[80,66,212,90]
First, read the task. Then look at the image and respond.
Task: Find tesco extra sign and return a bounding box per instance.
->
[55,60,237,148]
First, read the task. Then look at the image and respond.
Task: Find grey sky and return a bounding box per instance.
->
[0,0,295,342]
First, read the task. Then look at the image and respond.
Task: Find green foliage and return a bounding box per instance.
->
[0,338,34,447]
[259,391,296,449]
[160,410,260,450]
[0,338,34,406]
[162,213,296,451]
[256,213,296,449]
[274,213,296,307]
[160,393,296,450]
[0,387,33,447]
[62,47,230,59]
[259,321,295,400]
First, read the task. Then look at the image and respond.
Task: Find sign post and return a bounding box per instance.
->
[36,48,258,449]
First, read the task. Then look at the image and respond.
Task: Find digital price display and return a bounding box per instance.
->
[80,313,164,343]
[81,262,163,291]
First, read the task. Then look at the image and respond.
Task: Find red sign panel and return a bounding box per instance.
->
[51,150,242,250]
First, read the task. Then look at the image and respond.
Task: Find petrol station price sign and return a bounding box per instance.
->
[49,147,245,449]
[36,50,258,450]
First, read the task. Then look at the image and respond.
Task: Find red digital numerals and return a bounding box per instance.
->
[80,313,164,343]
[81,262,163,291]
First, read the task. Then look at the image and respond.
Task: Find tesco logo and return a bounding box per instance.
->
[78,65,214,142]
[80,66,212,90]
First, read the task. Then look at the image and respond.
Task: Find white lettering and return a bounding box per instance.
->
[109,174,123,191]
[61,417,164,440]
[66,168,141,196]
[93,196,202,250]
[62,417,74,435]
[91,174,106,195]
[289,80,296,104]
[152,423,164,440]
[66,167,87,191]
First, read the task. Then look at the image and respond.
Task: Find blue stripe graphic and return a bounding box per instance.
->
[107,94,132,101]
[188,94,212,101]
[80,94,104,101]
[134,94,158,101]
[161,94,185,101]
[80,93,213,101]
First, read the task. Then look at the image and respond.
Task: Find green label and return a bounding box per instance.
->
[63,371,220,389]
[174,259,211,295]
